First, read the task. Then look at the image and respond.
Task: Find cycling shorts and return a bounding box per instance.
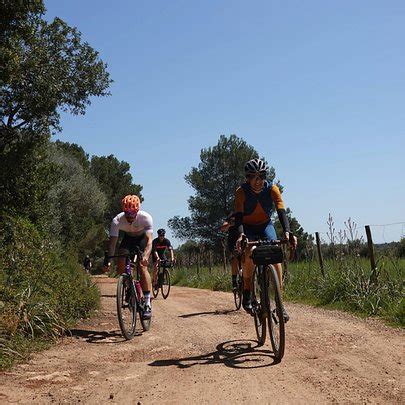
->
[244,221,277,242]
[119,233,147,257]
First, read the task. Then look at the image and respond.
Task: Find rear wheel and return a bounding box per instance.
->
[233,272,243,310]
[161,268,171,299]
[152,271,159,298]
[252,265,266,346]
[116,275,137,340]
[266,265,285,362]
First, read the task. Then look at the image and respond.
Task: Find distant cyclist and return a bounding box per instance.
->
[234,158,297,321]
[152,228,175,288]
[83,255,92,274]
[220,213,239,290]
[104,195,154,319]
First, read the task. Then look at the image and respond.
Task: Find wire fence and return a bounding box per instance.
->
[310,219,405,274]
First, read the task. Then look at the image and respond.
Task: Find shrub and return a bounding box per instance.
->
[0,215,100,369]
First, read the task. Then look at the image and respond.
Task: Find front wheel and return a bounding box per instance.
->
[252,266,266,346]
[161,269,171,299]
[116,275,137,340]
[266,265,285,362]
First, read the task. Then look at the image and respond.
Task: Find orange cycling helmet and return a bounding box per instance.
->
[121,195,141,214]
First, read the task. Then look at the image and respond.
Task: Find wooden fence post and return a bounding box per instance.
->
[365,225,377,272]
[315,232,325,276]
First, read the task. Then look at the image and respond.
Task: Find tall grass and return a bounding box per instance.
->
[0,216,100,370]
[171,257,404,327]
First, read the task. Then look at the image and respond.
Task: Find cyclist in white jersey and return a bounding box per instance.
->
[104,195,154,318]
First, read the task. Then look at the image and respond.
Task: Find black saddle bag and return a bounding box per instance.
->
[251,245,283,265]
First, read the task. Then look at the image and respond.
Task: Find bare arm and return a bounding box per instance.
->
[143,231,153,262]
[108,236,118,258]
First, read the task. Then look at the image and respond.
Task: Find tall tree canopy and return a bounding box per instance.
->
[90,155,143,221]
[0,2,112,221]
[0,1,111,138]
[168,134,275,246]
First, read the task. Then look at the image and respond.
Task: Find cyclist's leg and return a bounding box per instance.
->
[117,235,134,274]
[136,235,152,307]
[263,222,288,321]
[263,222,284,290]
[228,226,239,287]
[152,259,159,284]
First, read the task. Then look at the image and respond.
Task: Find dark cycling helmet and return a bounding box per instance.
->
[157,228,166,236]
[244,158,267,175]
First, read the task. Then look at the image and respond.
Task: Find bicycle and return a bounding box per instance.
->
[242,238,290,362]
[104,248,151,340]
[152,259,172,299]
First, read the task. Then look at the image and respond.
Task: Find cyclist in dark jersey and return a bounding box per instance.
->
[152,228,175,288]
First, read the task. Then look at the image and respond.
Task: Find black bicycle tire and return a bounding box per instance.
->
[233,274,243,310]
[152,272,159,298]
[116,274,137,340]
[266,265,285,362]
[252,265,266,346]
[161,268,171,299]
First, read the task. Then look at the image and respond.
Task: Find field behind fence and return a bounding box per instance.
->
[171,219,404,327]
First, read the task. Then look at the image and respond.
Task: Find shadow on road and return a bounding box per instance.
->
[149,340,277,369]
[179,309,236,318]
[68,329,127,344]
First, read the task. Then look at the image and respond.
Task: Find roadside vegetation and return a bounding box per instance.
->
[171,245,404,327]
[0,2,140,369]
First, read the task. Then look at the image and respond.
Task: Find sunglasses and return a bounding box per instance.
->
[247,173,266,180]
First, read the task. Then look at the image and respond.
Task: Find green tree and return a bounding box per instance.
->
[47,144,107,247]
[1,8,111,136]
[0,3,111,222]
[168,134,274,248]
[90,155,143,221]
[54,140,90,172]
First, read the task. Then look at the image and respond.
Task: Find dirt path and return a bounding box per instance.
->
[1,276,403,404]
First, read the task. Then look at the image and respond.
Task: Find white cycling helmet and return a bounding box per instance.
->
[244,158,268,175]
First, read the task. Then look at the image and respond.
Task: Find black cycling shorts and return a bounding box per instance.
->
[152,253,168,263]
[119,234,147,256]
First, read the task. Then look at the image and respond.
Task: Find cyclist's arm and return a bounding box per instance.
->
[151,239,159,260]
[143,231,153,262]
[107,236,118,258]
[167,240,175,261]
[271,185,290,233]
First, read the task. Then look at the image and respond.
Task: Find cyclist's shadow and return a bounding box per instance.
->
[149,340,278,369]
[68,328,135,344]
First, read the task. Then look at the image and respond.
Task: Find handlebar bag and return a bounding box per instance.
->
[251,245,283,265]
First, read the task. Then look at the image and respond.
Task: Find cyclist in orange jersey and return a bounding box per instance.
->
[234,158,297,322]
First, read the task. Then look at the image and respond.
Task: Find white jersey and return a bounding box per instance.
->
[109,211,153,237]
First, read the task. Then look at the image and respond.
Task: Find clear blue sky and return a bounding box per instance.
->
[45,0,405,244]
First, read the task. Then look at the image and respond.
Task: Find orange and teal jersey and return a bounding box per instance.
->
[234,181,284,225]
